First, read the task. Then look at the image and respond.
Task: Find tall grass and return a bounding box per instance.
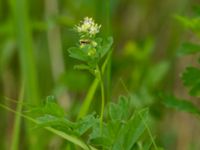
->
[9,0,40,104]
[11,83,24,150]
[9,0,40,149]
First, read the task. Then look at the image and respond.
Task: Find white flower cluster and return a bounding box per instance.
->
[76,17,101,37]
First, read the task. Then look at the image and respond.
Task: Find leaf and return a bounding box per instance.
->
[36,115,75,133]
[181,67,200,96]
[160,94,200,115]
[89,99,151,150]
[112,109,149,150]
[0,103,98,150]
[43,96,65,117]
[177,42,200,55]
[74,113,98,136]
[89,123,113,149]
[28,96,65,117]
[89,96,131,149]
[175,15,200,31]
[100,37,113,58]
[68,47,88,61]
[108,96,129,121]
[36,112,98,137]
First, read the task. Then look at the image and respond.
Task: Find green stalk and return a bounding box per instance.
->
[0,103,98,150]
[11,83,24,150]
[78,52,111,119]
[96,65,105,129]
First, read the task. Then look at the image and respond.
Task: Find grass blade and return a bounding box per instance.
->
[9,0,40,104]
[11,83,24,150]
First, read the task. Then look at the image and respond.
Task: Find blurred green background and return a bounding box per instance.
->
[1,0,200,149]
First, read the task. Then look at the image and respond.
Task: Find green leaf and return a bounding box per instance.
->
[177,42,200,55]
[28,96,65,117]
[175,15,200,31]
[108,96,129,121]
[89,96,131,149]
[68,47,88,61]
[36,115,75,133]
[89,100,151,150]
[0,103,98,150]
[100,37,113,58]
[74,113,98,136]
[181,67,200,96]
[161,94,200,115]
[112,109,149,150]
[36,113,98,137]
[43,96,65,117]
[89,123,113,149]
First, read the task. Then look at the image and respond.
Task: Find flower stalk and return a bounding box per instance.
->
[96,65,105,129]
[68,16,113,129]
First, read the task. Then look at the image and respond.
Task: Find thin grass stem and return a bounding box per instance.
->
[11,82,24,150]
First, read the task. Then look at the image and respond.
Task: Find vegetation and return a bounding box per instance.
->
[1,0,200,150]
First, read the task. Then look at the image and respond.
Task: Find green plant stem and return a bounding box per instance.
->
[11,83,24,150]
[96,65,105,130]
[0,103,98,150]
[78,52,111,119]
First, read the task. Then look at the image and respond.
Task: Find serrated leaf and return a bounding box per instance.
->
[108,103,119,121]
[89,99,150,150]
[28,96,65,117]
[177,42,200,55]
[89,123,113,149]
[36,115,75,134]
[112,109,149,150]
[160,94,200,115]
[182,67,200,96]
[108,96,129,121]
[68,47,88,61]
[36,113,98,137]
[43,96,65,117]
[74,113,98,136]
[0,103,99,150]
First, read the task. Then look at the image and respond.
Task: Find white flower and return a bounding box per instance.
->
[75,17,101,37]
[89,24,101,35]
[83,17,93,27]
